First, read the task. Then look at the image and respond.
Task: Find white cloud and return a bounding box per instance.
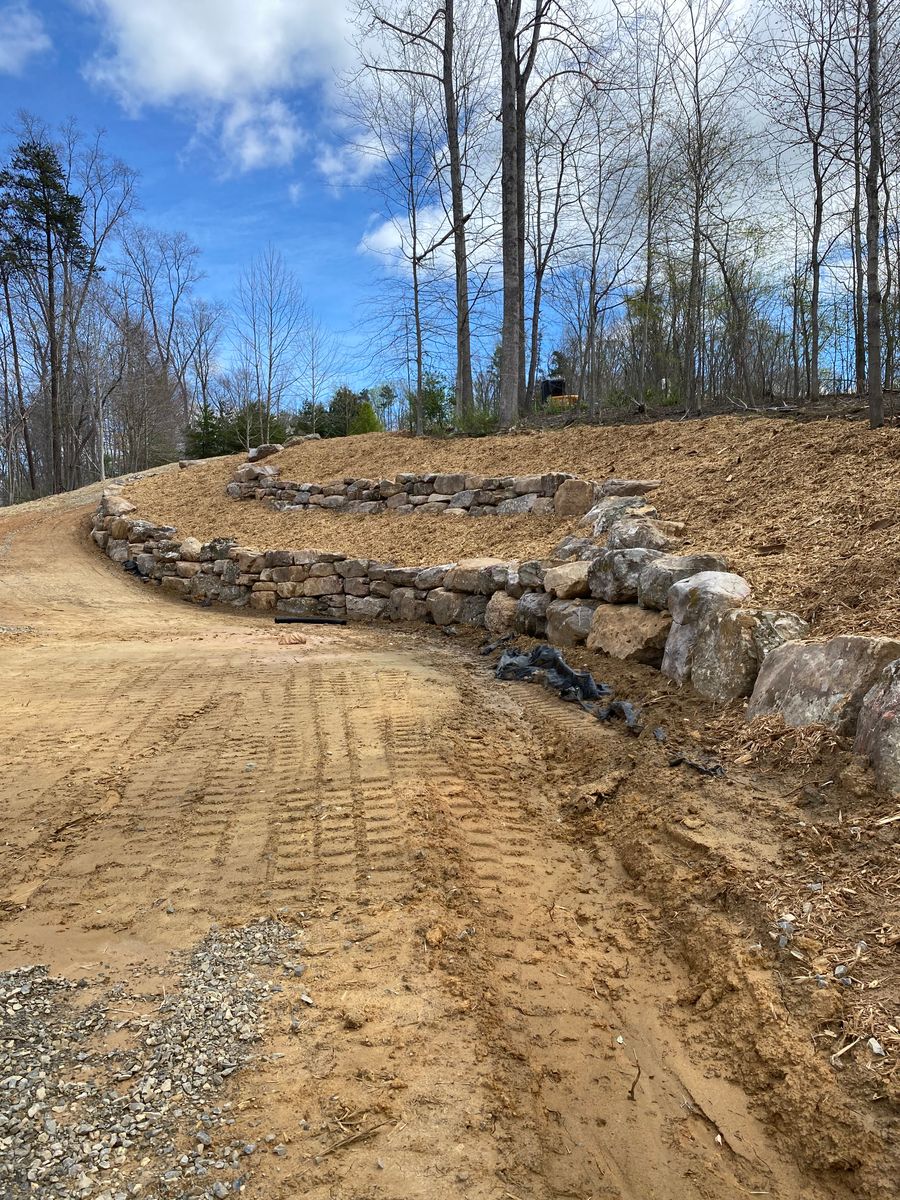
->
[82,0,351,170]
[315,140,380,189]
[219,99,305,172]
[0,2,51,74]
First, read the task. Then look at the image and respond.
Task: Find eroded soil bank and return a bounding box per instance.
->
[0,484,897,1199]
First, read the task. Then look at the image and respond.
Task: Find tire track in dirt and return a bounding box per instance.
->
[0,492,879,1200]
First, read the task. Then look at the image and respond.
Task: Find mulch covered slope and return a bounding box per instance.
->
[124,414,900,638]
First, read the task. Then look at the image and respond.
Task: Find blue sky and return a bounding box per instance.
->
[0,0,383,377]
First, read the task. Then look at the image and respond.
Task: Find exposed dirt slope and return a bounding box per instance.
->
[125,415,900,636]
[1,490,898,1197]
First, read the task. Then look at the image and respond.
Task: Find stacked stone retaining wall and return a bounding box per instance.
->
[91,478,900,796]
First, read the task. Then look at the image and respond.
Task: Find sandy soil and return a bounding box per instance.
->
[126,415,900,636]
[0,485,898,1199]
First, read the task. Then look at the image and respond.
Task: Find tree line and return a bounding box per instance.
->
[349,0,897,430]
[0,118,363,503]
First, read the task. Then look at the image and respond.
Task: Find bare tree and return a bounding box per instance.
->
[234,246,307,442]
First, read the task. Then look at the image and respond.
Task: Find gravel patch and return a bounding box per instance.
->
[0,919,302,1198]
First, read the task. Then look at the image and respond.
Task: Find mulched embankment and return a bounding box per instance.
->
[124,415,900,638]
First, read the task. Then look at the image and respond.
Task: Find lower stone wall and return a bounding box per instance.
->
[91,486,900,795]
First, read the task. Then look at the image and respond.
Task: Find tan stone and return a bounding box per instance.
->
[443,557,508,594]
[249,590,277,610]
[301,575,343,597]
[175,561,202,579]
[543,561,591,600]
[484,591,519,636]
[553,478,596,517]
[160,576,189,595]
[587,605,673,667]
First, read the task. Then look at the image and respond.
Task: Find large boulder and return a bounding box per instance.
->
[586,605,672,667]
[582,496,657,535]
[515,591,552,637]
[99,489,136,518]
[546,600,599,647]
[234,462,278,484]
[588,548,662,603]
[553,478,597,517]
[606,518,680,553]
[854,660,900,794]
[638,553,729,610]
[497,494,538,515]
[485,591,519,636]
[248,443,283,462]
[443,557,509,594]
[426,588,487,626]
[552,536,597,562]
[390,587,430,622]
[691,609,810,704]
[347,595,388,620]
[661,571,752,685]
[747,635,900,733]
[543,561,591,599]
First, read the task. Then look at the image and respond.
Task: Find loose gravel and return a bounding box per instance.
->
[0,919,303,1199]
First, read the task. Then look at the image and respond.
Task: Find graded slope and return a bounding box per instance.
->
[125,414,900,636]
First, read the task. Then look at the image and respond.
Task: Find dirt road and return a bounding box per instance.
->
[0,490,890,1200]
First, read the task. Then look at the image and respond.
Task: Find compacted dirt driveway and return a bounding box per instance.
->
[0,489,893,1200]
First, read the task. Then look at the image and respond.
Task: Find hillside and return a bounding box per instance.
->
[125,414,900,638]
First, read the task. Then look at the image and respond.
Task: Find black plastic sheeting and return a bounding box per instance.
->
[494,643,653,736]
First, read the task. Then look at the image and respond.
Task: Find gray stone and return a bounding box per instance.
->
[390,587,430,622]
[346,596,388,620]
[691,609,810,704]
[748,635,900,733]
[515,591,553,637]
[448,489,477,508]
[854,659,900,793]
[583,495,658,535]
[497,493,538,515]
[415,564,453,590]
[553,536,598,562]
[248,443,283,461]
[433,473,468,495]
[587,605,672,667]
[606,518,679,553]
[319,495,347,510]
[588,548,662,603]
[518,559,560,589]
[426,587,464,625]
[662,572,753,685]
[336,558,369,578]
[546,600,599,647]
[599,478,661,496]
[383,566,420,587]
[637,553,729,610]
[106,538,130,563]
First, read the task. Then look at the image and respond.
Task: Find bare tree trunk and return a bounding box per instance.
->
[496,0,521,428]
[442,0,474,421]
[866,0,883,427]
[2,270,36,494]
